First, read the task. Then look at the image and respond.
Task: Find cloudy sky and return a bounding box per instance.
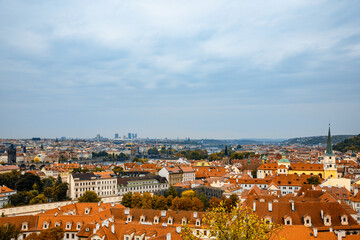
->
[0,0,359,139]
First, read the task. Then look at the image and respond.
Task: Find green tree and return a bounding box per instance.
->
[15,173,42,192]
[58,155,67,163]
[9,191,32,206]
[54,182,68,201]
[121,192,133,207]
[166,185,178,198]
[29,194,47,204]
[0,170,20,189]
[199,192,209,209]
[251,170,257,179]
[78,191,101,203]
[42,177,55,189]
[0,223,20,240]
[44,187,55,199]
[113,166,124,173]
[306,176,321,185]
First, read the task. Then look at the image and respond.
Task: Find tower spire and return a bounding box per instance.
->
[326,124,333,155]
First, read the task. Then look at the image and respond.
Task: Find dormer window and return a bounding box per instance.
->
[284,216,292,225]
[54,222,60,227]
[303,216,311,227]
[154,216,159,224]
[43,222,49,229]
[66,222,71,230]
[22,222,28,230]
[264,216,272,224]
[168,217,173,225]
[196,219,201,226]
[340,215,348,225]
[127,215,133,222]
[182,217,187,225]
[140,215,146,223]
[85,208,90,214]
[324,215,331,226]
[76,223,81,230]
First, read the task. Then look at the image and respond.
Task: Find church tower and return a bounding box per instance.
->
[323,125,337,179]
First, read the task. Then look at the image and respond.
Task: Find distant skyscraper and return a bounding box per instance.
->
[128,133,132,139]
[96,134,101,142]
[8,144,16,164]
[134,133,137,139]
[115,133,119,139]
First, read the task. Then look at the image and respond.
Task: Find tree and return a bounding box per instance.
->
[42,177,55,189]
[181,190,198,199]
[229,194,239,208]
[54,182,68,201]
[131,192,143,208]
[153,195,168,210]
[0,170,20,189]
[112,166,124,173]
[121,192,133,207]
[209,197,221,210]
[29,194,47,204]
[78,191,101,203]
[192,197,204,211]
[306,176,321,185]
[44,187,55,199]
[9,191,31,206]
[142,192,152,209]
[186,201,280,240]
[15,173,42,192]
[199,192,209,209]
[25,226,64,240]
[251,170,257,178]
[0,223,20,240]
[58,155,67,163]
[166,185,178,198]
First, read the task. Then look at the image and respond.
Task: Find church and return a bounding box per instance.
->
[257,126,337,179]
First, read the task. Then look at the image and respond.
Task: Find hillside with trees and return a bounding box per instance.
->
[333,134,360,152]
[282,135,355,146]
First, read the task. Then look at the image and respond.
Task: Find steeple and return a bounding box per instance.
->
[326,124,334,155]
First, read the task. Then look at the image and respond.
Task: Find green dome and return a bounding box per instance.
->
[278,158,290,163]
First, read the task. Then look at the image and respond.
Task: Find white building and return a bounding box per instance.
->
[68,172,118,200]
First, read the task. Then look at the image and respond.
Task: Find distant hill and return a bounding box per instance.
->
[282,135,356,146]
[333,134,360,152]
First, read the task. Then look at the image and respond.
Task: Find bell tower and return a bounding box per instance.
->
[323,125,337,179]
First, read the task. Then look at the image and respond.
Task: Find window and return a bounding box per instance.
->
[196,219,201,226]
[43,222,48,229]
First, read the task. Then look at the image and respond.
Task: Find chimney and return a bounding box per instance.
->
[166,233,171,240]
[253,201,256,212]
[313,228,318,238]
[320,210,324,219]
[268,202,272,212]
[337,230,345,240]
[111,224,115,234]
[291,202,295,212]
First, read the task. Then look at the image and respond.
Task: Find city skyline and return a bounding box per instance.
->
[1,1,360,139]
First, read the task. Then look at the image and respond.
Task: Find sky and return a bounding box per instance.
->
[0,0,360,139]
